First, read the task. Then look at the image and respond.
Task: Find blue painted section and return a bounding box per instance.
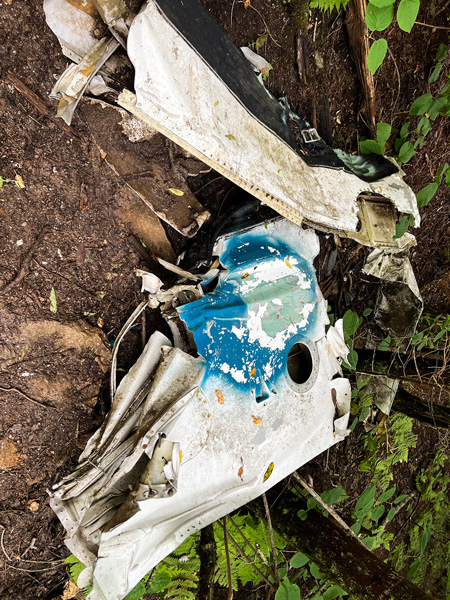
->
[177,228,322,396]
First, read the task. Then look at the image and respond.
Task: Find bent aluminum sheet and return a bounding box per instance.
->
[50,220,351,600]
[121,0,419,245]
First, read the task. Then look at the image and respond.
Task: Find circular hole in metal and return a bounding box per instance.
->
[287,343,313,384]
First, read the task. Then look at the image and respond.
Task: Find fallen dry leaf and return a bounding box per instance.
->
[15,174,25,189]
[252,415,262,425]
[62,579,83,600]
[27,500,39,512]
[238,466,244,481]
[215,389,225,404]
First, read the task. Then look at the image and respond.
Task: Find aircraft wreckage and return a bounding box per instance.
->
[43,1,422,598]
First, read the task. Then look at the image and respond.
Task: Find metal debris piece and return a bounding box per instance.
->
[362,248,423,351]
[50,219,351,600]
[50,36,119,124]
[44,0,101,62]
[92,0,134,45]
[240,46,272,76]
[360,374,399,416]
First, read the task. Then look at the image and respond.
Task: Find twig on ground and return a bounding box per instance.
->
[222,516,234,600]
[292,473,367,547]
[380,490,418,528]
[6,71,77,138]
[0,386,56,410]
[0,527,12,562]
[415,21,450,30]
[262,493,279,584]
[386,44,401,118]
[0,227,51,295]
[433,0,450,17]
[241,2,281,47]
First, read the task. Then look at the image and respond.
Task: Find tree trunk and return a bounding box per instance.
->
[198,523,217,600]
[249,489,440,600]
[346,0,376,134]
[356,349,450,393]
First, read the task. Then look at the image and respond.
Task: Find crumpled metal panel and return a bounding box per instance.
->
[44,0,100,62]
[362,248,423,350]
[50,220,351,600]
[123,0,419,244]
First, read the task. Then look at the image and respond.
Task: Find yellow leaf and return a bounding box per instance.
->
[15,175,25,189]
[250,367,256,378]
[252,415,262,425]
[241,272,249,279]
[225,134,236,141]
[214,101,219,107]
[263,462,274,482]
[168,188,185,196]
[284,257,292,268]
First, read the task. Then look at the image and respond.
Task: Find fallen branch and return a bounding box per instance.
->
[0,227,51,295]
[262,492,279,584]
[292,473,367,548]
[249,488,440,600]
[6,71,78,138]
[346,0,376,134]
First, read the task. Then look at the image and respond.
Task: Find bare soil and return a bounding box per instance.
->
[0,0,449,598]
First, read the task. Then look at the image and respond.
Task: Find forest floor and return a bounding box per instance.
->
[0,0,449,598]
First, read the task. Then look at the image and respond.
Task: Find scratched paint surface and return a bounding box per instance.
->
[177,224,325,396]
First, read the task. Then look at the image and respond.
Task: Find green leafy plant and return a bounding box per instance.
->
[359,122,391,155]
[360,413,418,491]
[365,0,422,74]
[394,44,450,208]
[341,308,372,370]
[411,313,450,351]
[390,449,450,590]
[349,375,373,431]
[0,174,25,189]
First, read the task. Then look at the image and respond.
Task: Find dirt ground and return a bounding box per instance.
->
[0,0,449,598]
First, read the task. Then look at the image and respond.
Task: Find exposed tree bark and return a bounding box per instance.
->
[346,0,376,134]
[249,489,440,600]
[392,386,450,429]
[356,349,450,394]
[355,349,450,427]
[198,523,217,600]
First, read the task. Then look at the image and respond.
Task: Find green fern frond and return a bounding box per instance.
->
[166,577,198,589]
[310,0,350,13]
[165,589,196,600]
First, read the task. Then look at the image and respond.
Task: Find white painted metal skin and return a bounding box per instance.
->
[126,1,419,236]
[50,221,351,600]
